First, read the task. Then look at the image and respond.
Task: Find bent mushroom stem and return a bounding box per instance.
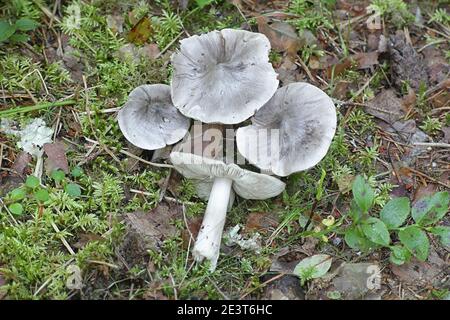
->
[192,177,233,271]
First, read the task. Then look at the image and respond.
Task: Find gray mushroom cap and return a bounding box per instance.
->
[170,152,286,200]
[236,82,337,176]
[170,29,279,124]
[118,84,190,150]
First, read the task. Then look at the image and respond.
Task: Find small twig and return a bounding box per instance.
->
[295,56,317,84]
[155,31,184,59]
[34,258,74,296]
[240,272,287,299]
[407,167,449,188]
[412,142,450,148]
[51,221,75,255]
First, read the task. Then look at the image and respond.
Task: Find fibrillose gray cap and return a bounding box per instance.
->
[170,152,285,200]
[118,84,191,150]
[236,82,337,176]
[170,29,279,124]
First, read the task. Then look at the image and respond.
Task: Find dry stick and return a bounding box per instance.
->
[413,142,450,148]
[51,221,76,255]
[295,56,318,84]
[82,137,174,169]
[407,167,449,188]
[158,169,172,202]
[155,31,184,59]
[240,272,287,299]
[34,258,75,296]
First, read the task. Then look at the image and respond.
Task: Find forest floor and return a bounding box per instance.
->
[0,0,449,300]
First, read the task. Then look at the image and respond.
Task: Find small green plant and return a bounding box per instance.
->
[288,0,334,32]
[420,116,442,135]
[342,176,449,265]
[430,8,450,26]
[0,18,39,43]
[368,0,414,28]
[5,169,83,217]
[293,254,332,285]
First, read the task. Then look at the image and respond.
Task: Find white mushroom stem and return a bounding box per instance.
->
[192,177,233,271]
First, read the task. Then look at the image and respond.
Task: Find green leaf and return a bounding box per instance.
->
[348,199,364,222]
[344,226,372,251]
[71,166,83,178]
[25,175,40,189]
[51,170,65,182]
[9,188,26,201]
[293,254,332,283]
[352,175,374,213]
[399,226,429,261]
[361,217,390,246]
[389,245,411,265]
[430,226,450,247]
[15,18,39,31]
[65,183,81,198]
[34,188,49,202]
[380,197,410,229]
[8,203,23,216]
[9,33,29,43]
[195,0,215,8]
[0,21,16,42]
[412,192,449,226]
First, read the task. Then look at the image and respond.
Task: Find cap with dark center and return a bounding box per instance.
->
[118,84,190,150]
[171,29,279,124]
[236,82,337,176]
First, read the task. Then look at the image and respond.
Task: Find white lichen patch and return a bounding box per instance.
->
[0,118,53,157]
[224,225,261,253]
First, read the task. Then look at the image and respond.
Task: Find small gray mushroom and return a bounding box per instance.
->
[118,84,190,150]
[170,151,285,270]
[236,82,337,176]
[170,29,279,124]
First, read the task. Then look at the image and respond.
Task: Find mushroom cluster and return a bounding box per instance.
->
[118,28,337,271]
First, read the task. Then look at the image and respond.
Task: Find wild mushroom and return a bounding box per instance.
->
[118,84,190,150]
[170,151,285,270]
[170,29,279,124]
[236,82,337,176]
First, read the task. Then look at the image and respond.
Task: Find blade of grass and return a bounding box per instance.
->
[0,100,76,117]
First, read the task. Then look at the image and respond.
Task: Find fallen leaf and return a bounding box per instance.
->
[257,17,315,57]
[391,248,446,286]
[276,56,302,85]
[430,89,449,109]
[422,46,450,85]
[365,89,406,125]
[331,80,350,100]
[402,88,416,112]
[181,216,202,249]
[118,203,182,268]
[126,16,153,45]
[118,43,160,63]
[326,52,378,78]
[261,275,305,300]
[73,233,105,249]
[11,151,31,177]
[245,212,279,234]
[442,127,450,144]
[413,184,438,204]
[44,142,69,174]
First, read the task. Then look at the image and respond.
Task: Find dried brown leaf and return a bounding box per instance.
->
[43,142,69,174]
